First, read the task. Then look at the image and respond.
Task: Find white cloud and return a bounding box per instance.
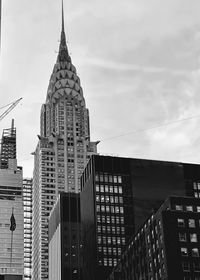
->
[1,0,200,176]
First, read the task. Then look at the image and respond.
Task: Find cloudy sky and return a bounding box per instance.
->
[1,0,200,177]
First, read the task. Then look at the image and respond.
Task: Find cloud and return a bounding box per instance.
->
[2,0,200,176]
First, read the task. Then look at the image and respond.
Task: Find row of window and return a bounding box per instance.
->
[97,215,124,224]
[178,218,200,228]
[96,185,122,194]
[182,260,200,272]
[175,205,200,212]
[194,193,200,198]
[97,225,125,234]
[98,246,122,255]
[96,205,124,214]
[96,195,123,204]
[95,174,122,184]
[179,232,198,243]
[97,235,126,245]
[193,182,200,190]
[181,247,199,257]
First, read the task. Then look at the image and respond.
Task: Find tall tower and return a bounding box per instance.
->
[0,121,24,279]
[32,2,98,280]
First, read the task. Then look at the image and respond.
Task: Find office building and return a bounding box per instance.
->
[32,3,97,279]
[23,178,33,280]
[49,192,82,280]
[0,121,24,279]
[0,119,16,169]
[108,196,200,280]
[80,155,200,280]
[0,160,24,279]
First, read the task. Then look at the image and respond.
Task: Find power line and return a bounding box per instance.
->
[101,114,200,142]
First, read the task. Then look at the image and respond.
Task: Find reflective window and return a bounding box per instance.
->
[192,248,199,257]
[175,205,183,211]
[188,219,195,228]
[186,206,193,212]
[190,233,197,243]
[177,218,185,227]
[181,247,188,256]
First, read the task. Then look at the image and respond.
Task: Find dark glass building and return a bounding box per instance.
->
[108,196,200,280]
[80,155,200,280]
[49,192,82,280]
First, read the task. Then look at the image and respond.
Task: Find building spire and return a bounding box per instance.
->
[57,0,71,62]
[62,0,65,33]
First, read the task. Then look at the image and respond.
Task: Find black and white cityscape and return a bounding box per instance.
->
[1,1,200,280]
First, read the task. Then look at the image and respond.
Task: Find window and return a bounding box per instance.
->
[186,206,193,212]
[109,186,113,193]
[114,176,118,183]
[181,248,188,256]
[100,175,104,182]
[179,233,187,242]
[193,260,200,271]
[176,205,183,211]
[188,219,195,228]
[178,218,185,227]
[197,206,200,213]
[194,192,199,198]
[182,261,190,271]
[192,248,199,257]
[190,233,197,243]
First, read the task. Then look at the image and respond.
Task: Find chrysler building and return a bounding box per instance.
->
[32,2,98,279]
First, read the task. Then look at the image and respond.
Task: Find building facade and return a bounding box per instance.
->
[80,155,200,280]
[108,196,200,280]
[0,161,24,279]
[23,178,33,280]
[49,192,82,280]
[0,121,24,279]
[32,4,97,280]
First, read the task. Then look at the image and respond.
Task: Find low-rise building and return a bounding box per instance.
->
[108,196,200,280]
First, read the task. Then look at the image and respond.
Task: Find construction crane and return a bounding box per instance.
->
[0,98,22,122]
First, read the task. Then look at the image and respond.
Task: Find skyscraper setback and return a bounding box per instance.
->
[32,3,98,280]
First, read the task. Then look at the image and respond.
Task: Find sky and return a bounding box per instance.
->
[1,0,200,177]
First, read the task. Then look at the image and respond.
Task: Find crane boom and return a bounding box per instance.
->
[0,98,22,122]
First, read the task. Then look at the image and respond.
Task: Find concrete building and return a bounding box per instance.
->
[108,196,200,280]
[80,155,200,280]
[23,178,32,280]
[49,192,82,280]
[32,2,97,279]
